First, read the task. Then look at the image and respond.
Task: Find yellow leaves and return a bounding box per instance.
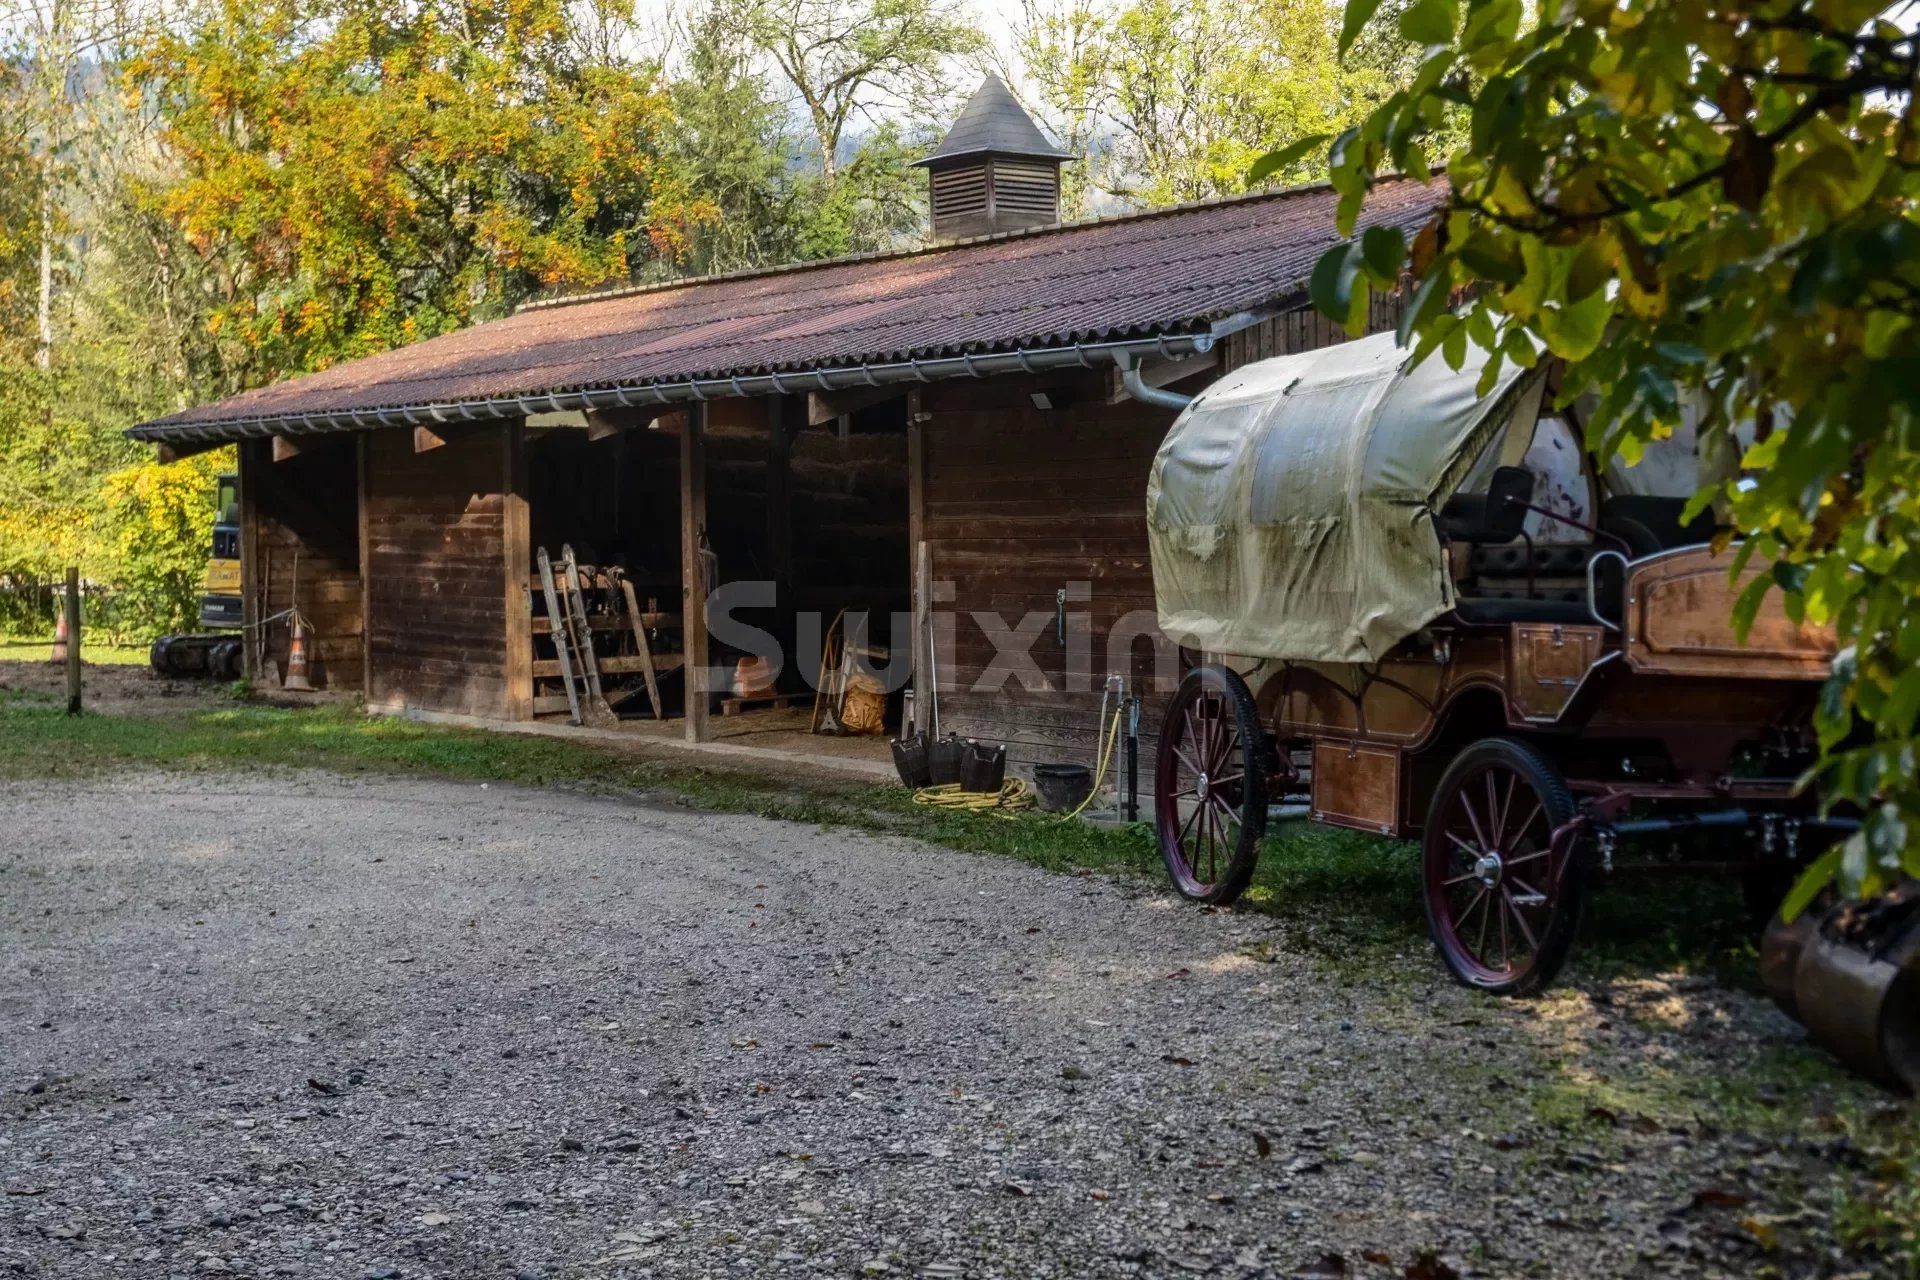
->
[1487,168,1535,218]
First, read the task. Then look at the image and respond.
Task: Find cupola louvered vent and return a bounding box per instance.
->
[917,75,1071,241]
[930,164,990,226]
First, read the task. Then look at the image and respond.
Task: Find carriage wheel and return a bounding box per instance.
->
[1155,665,1268,904]
[1422,737,1584,996]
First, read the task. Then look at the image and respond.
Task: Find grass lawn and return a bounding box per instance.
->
[0,635,151,665]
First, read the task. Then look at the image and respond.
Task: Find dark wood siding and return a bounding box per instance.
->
[1222,296,1409,372]
[921,369,1178,778]
[363,423,527,719]
[239,436,362,691]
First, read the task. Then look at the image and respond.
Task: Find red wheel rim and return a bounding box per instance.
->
[1425,762,1563,986]
[1156,674,1251,896]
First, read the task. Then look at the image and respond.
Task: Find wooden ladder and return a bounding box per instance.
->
[530,550,673,723]
[535,546,613,725]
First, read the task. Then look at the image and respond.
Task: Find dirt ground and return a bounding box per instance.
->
[0,658,238,715]
[1,769,1901,1279]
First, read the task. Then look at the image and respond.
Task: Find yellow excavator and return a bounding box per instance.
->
[149,472,246,679]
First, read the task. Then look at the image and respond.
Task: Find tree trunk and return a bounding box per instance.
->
[36,179,53,371]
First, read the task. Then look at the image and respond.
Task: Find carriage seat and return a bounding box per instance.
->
[1439,466,1620,626]
[1451,541,1614,625]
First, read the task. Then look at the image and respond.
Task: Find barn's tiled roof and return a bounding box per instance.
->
[130,176,1441,439]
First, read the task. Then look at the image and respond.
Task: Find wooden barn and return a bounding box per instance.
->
[128,77,1439,788]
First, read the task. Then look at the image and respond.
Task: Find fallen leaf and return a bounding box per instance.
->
[1739,1216,1778,1250]
[1253,1132,1273,1159]
[1362,1251,1393,1266]
[1003,1181,1032,1197]
[1162,1055,1195,1067]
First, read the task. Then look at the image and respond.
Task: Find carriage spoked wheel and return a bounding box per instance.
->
[1155,664,1268,904]
[1422,737,1585,996]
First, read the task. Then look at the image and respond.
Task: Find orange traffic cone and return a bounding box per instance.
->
[283,616,314,692]
[49,607,67,665]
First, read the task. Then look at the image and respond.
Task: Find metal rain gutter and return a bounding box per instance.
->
[126,330,1229,445]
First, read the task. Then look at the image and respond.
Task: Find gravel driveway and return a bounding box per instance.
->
[0,771,1885,1279]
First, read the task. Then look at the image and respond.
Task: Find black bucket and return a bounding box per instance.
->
[890,732,931,789]
[960,740,1007,793]
[1033,762,1094,813]
[927,734,965,786]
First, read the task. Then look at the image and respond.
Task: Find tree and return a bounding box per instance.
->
[727,0,982,180]
[5,0,126,370]
[662,3,811,275]
[1295,0,1919,899]
[1012,0,1419,207]
[128,0,708,382]
[0,61,41,366]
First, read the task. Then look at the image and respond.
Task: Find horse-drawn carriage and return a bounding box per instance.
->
[1146,332,1843,994]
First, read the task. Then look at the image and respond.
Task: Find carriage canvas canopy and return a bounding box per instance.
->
[1147,329,1544,663]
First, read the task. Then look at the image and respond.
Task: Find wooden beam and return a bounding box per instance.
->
[524,407,649,439]
[766,395,792,623]
[271,435,303,462]
[356,432,371,695]
[156,438,226,465]
[524,409,589,429]
[907,389,928,735]
[807,384,903,427]
[413,425,446,453]
[238,440,262,681]
[502,422,532,722]
[680,401,710,744]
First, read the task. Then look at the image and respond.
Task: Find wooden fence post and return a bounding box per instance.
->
[64,566,81,716]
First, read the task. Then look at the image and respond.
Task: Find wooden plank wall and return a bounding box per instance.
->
[363,423,526,719]
[920,369,1179,779]
[1221,295,1408,371]
[239,436,362,690]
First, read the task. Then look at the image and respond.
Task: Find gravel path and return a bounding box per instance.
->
[0,771,1883,1279]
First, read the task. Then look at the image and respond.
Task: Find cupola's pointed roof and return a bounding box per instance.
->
[914,74,1072,167]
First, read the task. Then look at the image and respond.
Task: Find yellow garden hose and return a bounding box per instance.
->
[911,706,1124,821]
[1059,705,1124,820]
[912,778,1036,812]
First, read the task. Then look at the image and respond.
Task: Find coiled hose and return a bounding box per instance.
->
[912,705,1124,821]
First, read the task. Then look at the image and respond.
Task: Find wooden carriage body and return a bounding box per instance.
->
[1244,545,1836,841]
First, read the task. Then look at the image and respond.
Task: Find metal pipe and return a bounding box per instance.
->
[1112,352,1198,412]
[128,332,1221,444]
[1606,809,1754,838]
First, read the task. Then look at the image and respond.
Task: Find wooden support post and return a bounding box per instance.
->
[681,401,710,743]
[907,390,928,735]
[357,432,371,694]
[271,435,303,462]
[413,425,446,453]
[503,423,532,720]
[156,438,224,465]
[766,395,792,624]
[63,566,81,716]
